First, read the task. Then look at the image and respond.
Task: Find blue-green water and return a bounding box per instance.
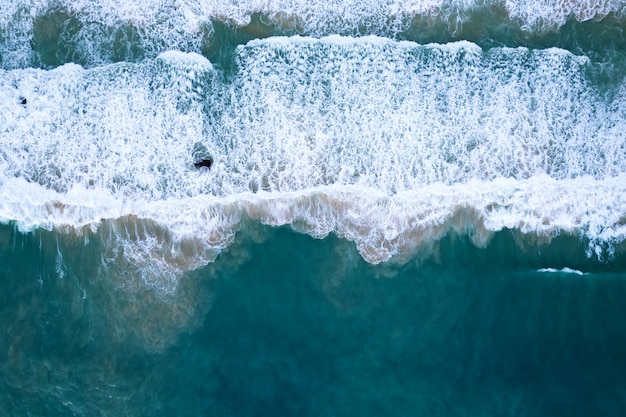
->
[1,1,626,415]
[2,225,626,416]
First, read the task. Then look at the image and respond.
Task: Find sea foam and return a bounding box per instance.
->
[1,0,624,69]
[1,37,625,277]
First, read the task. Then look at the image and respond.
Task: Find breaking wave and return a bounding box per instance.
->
[1,0,624,69]
[1,36,626,281]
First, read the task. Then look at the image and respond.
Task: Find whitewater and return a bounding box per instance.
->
[2,33,626,285]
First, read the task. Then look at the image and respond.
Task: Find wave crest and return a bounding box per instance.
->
[1,0,624,69]
[2,176,625,277]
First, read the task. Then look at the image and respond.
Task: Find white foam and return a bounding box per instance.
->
[537,267,586,275]
[0,0,207,69]
[1,40,625,275]
[157,50,213,69]
[1,176,626,267]
[224,37,622,193]
[506,0,624,28]
[0,54,216,200]
[2,0,623,69]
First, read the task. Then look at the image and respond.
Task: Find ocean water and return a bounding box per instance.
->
[1,0,626,415]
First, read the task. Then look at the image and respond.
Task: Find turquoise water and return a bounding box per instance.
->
[1,1,626,415]
[2,225,626,416]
